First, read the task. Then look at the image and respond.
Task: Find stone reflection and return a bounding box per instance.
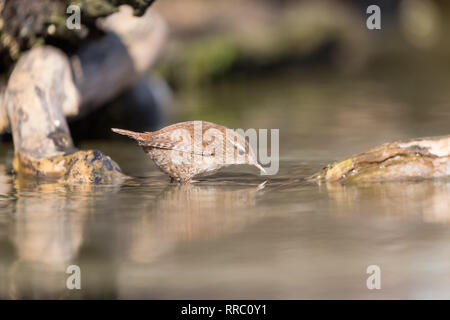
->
[4,178,119,299]
[323,179,450,223]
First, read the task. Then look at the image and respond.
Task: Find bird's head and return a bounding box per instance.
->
[226,130,266,174]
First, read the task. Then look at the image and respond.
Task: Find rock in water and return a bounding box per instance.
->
[311,135,450,183]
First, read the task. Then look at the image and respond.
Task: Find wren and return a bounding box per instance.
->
[112,121,266,183]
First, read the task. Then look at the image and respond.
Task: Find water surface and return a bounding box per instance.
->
[0,71,449,299]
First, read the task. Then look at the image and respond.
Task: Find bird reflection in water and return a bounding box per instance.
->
[123,180,267,264]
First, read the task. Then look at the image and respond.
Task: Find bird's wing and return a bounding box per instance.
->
[138,134,215,156]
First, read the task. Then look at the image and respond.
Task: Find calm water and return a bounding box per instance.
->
[0,71,449,299]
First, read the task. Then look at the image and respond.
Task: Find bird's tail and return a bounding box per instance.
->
[111,128,146,141]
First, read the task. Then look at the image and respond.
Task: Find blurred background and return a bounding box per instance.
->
[69,0,450,156]
[154,0,450,86]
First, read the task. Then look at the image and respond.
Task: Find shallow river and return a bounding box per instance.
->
[0,71,449,299]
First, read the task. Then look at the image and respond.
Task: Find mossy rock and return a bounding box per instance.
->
[311,136,450,183]
[0,0,155,73]
[14,150,125,184]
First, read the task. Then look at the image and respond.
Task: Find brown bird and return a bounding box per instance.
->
[112,121,266,183]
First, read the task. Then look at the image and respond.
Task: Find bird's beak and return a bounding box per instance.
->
[253,162,267,175]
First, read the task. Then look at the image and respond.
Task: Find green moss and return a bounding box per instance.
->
[83,0,117,17]
[164,37,239,86]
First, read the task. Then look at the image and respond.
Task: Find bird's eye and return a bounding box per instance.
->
[238,148,245,156]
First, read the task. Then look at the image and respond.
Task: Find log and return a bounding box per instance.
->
[310,135,450,183]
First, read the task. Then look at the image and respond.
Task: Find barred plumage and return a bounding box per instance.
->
[112,121,265,183]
